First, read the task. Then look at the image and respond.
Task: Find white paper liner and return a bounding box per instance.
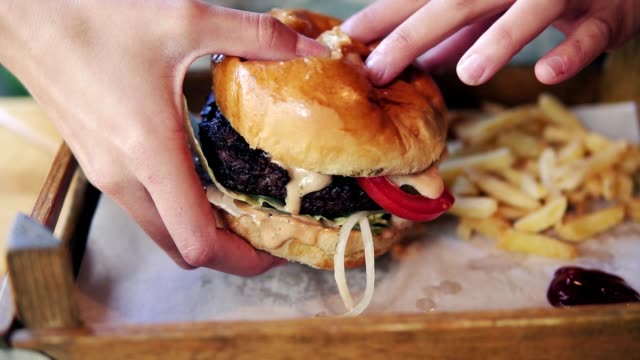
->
[76,102,640,324]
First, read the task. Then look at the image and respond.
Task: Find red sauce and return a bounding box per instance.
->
[547,266,640,307]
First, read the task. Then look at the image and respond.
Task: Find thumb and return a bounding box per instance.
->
[189,5,329,61]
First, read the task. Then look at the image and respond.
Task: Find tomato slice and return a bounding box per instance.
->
[356,177,454,222]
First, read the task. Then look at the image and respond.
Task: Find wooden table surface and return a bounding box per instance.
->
[0,97,61,275]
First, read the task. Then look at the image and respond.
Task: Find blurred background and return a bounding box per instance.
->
[0,0,564,275]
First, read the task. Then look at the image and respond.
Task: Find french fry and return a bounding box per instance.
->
[497,130,544,159]
[553,160,589,191]
[625,197,640,222]
[495,206,529,220]
[449,196,498,219]
[456,221,473,241]
[554,205,625,242]
[497,168,526,187]
[466,169,540,210]
[455,107,541,145]
[521,174,547,200]
[585,140,628,178]
[440,148,515,183]
[522,160,540,177]
[446,94,637,260]
[583,133,611,153]
[552,141,627,192]
[614,173,634,201]
[583,175,603,198]
[447,142,494,158]
[461,216,511,240]
[601,171,616,200]
[538,148,556,190]
[538,93,585,131]
[451,175,479,196]
[514,196,567,233]
[619,146,640,173]
[543,126,575,144]
[498,229,577,259]
[557,139,584,164]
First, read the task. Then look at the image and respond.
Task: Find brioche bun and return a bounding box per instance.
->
[212,9,447,177]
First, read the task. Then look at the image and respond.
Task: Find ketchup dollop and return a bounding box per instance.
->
[547,266,640,307]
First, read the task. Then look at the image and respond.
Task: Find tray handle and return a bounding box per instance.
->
[6,143,83,329]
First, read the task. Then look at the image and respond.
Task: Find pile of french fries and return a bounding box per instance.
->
[442,94,640,259]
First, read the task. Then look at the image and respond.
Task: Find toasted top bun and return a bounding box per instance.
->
[212,9,447,177]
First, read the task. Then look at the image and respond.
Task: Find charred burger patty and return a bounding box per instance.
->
[198,94,382,219]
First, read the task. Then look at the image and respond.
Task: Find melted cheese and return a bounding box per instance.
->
[276,162,332,215]
[388,166,444,199]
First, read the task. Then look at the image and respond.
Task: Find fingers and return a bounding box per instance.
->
[111,182,196,270]
[456,0,565,85]
[535,17,611,85]
[190,4,328,61]
[341,0,428,44]
[365,0,512,85]
[138,124,283,276]
[415,15,498,75]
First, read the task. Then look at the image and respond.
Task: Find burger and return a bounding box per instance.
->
[186,9,453,315]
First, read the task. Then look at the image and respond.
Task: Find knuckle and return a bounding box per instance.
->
[388,28,417,53]
[587,17,613,47]
[85,170,127,198]
[568,38,587,64]
[491,25,515,52]
[453,0,477,7]
[452,0,479,15]
[255,14,283,50]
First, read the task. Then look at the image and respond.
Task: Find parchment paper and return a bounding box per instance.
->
[76,102,640,324]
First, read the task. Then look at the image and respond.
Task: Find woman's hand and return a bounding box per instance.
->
[342,0,640,86]
[0,0,328,275]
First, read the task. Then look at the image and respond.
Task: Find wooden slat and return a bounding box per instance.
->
[31,143,77,231]
[11,304,640,359]
[7,214,81,329]
[6,143,81,329]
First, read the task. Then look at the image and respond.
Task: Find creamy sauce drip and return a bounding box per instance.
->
[388,166,444,199]
[275,162,332,215]
[206,187,329,249]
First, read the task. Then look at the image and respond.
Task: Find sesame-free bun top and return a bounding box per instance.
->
[212,9,447,177]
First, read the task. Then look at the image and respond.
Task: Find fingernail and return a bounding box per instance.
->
[340,20,354,35]
[457,54,487,86]
[365,54,384,85]
[539,56,566,81]
[296,36,330,58]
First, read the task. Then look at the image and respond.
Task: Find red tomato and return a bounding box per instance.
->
[356,177,454,222]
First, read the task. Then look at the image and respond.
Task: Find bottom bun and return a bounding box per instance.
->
[208,190,409,269]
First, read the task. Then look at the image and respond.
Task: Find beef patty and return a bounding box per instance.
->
[198,94,381,218]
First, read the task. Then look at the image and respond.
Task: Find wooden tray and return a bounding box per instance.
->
[4,38,640,359]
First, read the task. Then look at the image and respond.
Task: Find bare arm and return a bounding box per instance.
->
[0,0,328,275]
